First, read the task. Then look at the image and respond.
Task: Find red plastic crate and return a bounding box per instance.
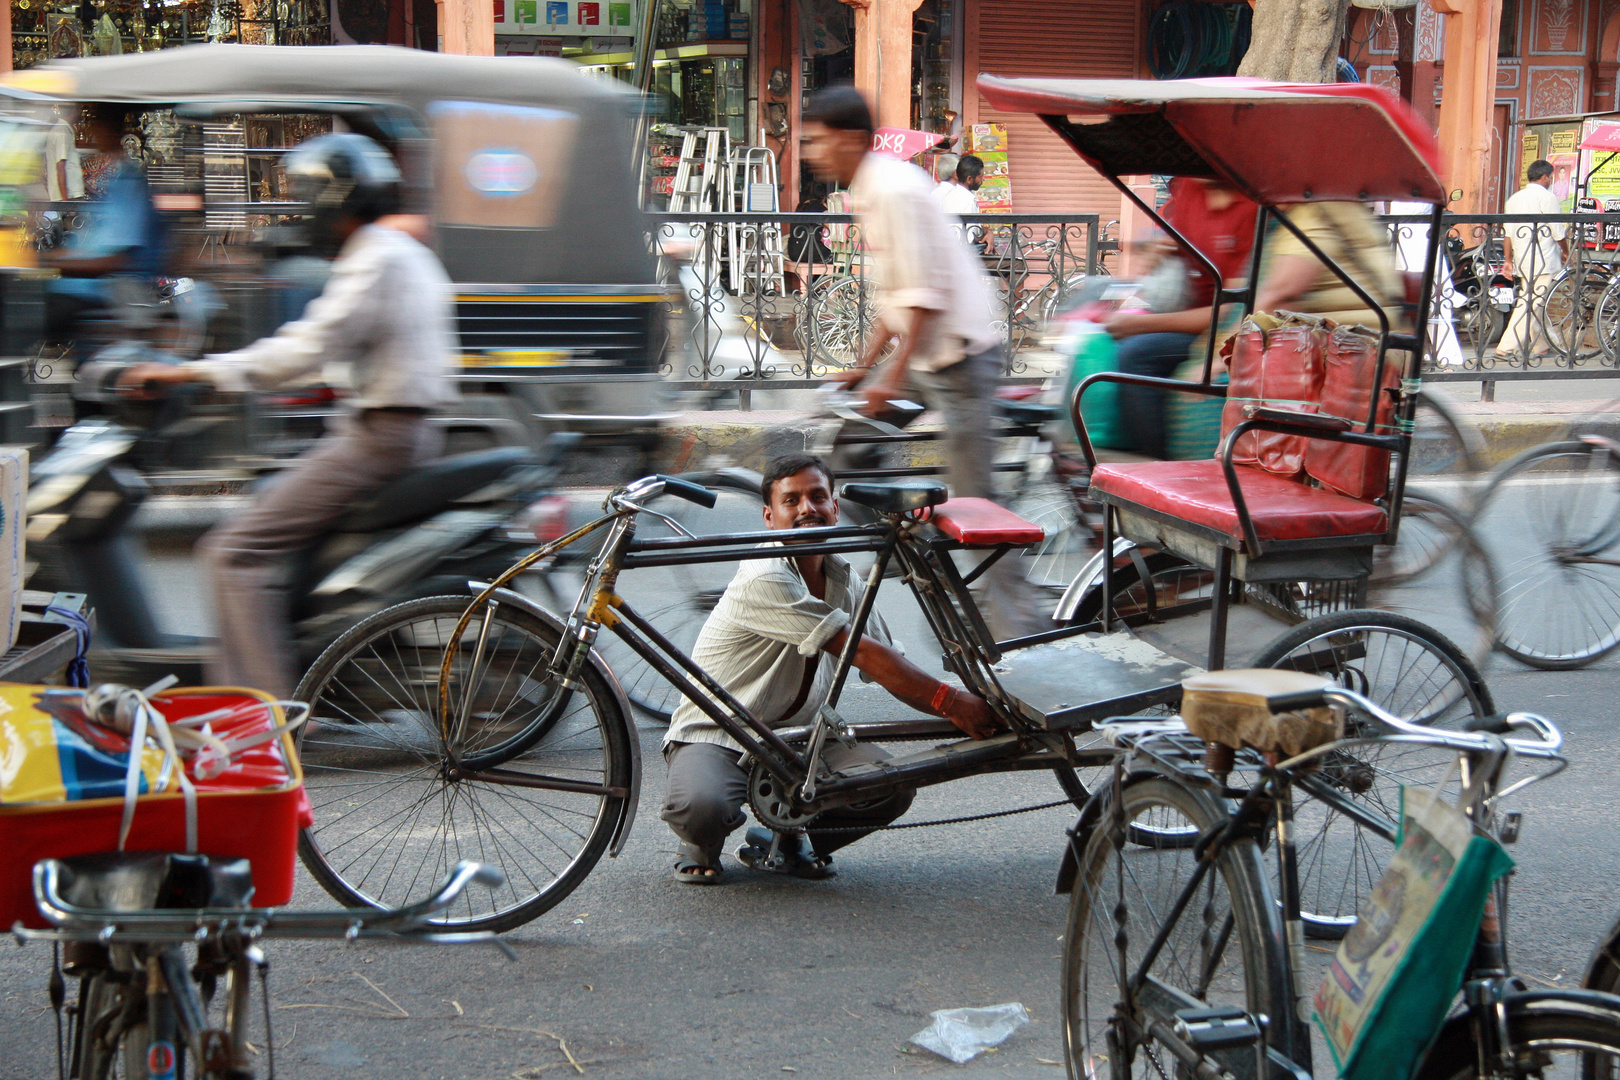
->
[1,686,311,929]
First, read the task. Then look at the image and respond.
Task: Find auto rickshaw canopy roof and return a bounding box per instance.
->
[975,75,1445,205]
[5,43,631,115]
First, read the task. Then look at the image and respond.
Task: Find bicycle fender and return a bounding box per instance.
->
[478,585,642,859]
[1052,537,1136,623]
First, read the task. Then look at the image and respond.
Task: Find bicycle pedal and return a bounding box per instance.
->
[1173,1006,1263,1052]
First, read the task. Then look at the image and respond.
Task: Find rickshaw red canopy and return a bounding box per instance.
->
[975,75,1445,206]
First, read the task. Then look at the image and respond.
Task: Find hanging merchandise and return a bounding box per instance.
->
[1146,0,1252,80]
[91,12,121,54]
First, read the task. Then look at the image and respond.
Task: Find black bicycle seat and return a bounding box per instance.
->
[48,852,256,911]
[996,400,1057,427]
[840,481,948,513]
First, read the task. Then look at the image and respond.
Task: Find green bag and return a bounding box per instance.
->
[1164,357,1227,461]
[1058,321,1125,450]
[1312,778,1514,1080]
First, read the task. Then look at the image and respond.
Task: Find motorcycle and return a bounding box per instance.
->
[26,354,576,687]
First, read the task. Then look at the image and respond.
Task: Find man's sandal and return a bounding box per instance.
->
[736,826,835,880]
[673,855,723,884]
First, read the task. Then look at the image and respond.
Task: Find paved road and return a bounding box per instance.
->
[2,537,1618,1079]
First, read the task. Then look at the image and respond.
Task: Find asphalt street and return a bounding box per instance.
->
[2,527,1618,1079]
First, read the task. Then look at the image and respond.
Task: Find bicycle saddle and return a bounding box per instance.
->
[1180,669,1342,757]
[840,481,948,514]
[46,852,256,912]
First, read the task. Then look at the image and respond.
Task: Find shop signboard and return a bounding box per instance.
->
[967,123,1012,213]
[497,0,636,35]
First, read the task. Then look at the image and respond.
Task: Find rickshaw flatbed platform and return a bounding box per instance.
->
[992,629,1198,732]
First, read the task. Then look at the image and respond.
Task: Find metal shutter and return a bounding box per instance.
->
[973,0,1141,216]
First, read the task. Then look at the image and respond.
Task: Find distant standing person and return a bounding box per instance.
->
[1499,159,1568,361]
[933,154,982,218]
[803,84,1043,638]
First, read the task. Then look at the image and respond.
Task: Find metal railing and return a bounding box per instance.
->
[648,212,1108,385]
[1386,211,1620,388]
[648,209,1620,402]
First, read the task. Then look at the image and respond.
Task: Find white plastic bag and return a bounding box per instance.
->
[908,1002,1030,1064]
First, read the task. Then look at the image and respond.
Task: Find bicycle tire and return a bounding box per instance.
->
[1004,476,1093,592]
[1062,774,1291,1080]
[1369,494,1500,673]
[294,595,633,933]
[1539,266,1609,364]
[78,969,164,1079]
[1410,387,1488,482]
[1253,609,1493,939]
[1473,440,1620,669]
[1414,993,1620,1079]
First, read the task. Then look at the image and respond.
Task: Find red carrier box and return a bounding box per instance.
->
[0,685,311,929]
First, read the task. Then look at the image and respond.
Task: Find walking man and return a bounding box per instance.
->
[1500,159,1568,361]
[804,84,1042,638]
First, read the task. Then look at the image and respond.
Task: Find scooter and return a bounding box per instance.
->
[26,356,576,687]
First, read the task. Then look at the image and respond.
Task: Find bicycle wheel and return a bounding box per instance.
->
[1253,609,1493,939]
[72,970,149,1080]
[294,595,633,932]
[1599,273,1620,365]
[1004,475,1093,591]
[1369,494,1500,672]
[1062,546,1215,628]
[1474,440,1620,669]
[1409,387,1488,484]
[1063,774,1291,1079]
[1540,265,1609,363]
[1416,996,1620,1080]
[597,471,763,724]
[810,277,881,369]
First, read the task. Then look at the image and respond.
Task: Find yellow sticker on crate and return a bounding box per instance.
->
[0,686,169,805]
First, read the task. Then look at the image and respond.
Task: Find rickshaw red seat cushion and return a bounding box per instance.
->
[1090,460,1388,543]
[931,498,1045,546]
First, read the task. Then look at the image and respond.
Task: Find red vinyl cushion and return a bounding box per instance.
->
[932,497,1046,546]
[1090,460,1387,543]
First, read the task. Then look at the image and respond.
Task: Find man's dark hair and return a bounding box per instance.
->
[956,155,984,182]
[802,84,874,137]
[761,453,834,505]
[1527,159,1554,182]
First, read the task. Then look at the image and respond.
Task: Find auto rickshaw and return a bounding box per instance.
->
[1,44,667,464]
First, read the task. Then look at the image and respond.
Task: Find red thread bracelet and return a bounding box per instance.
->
[931,682,953,714]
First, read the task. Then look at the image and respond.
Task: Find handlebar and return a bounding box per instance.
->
[654,474,718,508]
[1265,685,1563,759]
[23,859,507,944]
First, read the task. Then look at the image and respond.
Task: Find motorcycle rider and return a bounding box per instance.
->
[120,133,454,697]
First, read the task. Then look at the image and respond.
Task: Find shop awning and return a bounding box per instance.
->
[1580,123,1620,152]
[975,75,1444,205]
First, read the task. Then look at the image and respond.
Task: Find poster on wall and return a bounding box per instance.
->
[496,0,635,35]
[967,123,1012,213]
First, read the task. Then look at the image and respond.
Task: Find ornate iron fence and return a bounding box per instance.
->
[1385,211,1620,387]
[647,212,1107,384]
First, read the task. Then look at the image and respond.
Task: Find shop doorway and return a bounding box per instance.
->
[796,0,855,199]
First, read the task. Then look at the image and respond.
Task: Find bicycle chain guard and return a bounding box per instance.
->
[746,760,819,832]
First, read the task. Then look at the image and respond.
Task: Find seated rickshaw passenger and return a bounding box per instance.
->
[1103,178,1258,459]
[1253,200,1405,330]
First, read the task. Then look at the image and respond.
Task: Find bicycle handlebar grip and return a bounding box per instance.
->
[1463,713,1516,735]
[1266,690,1330,714]
[656,474,718,508]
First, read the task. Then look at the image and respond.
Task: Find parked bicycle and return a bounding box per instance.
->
[15,856,508,1080]
[1059,678,1604,1079]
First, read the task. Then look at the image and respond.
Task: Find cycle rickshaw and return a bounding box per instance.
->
[285,76,1480,938]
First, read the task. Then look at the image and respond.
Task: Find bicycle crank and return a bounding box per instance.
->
[747,761,820,831]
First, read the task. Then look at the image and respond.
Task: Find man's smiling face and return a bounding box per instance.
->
[764,466,839,531]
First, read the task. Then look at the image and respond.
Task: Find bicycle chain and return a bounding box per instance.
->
[804,797,1075,834]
